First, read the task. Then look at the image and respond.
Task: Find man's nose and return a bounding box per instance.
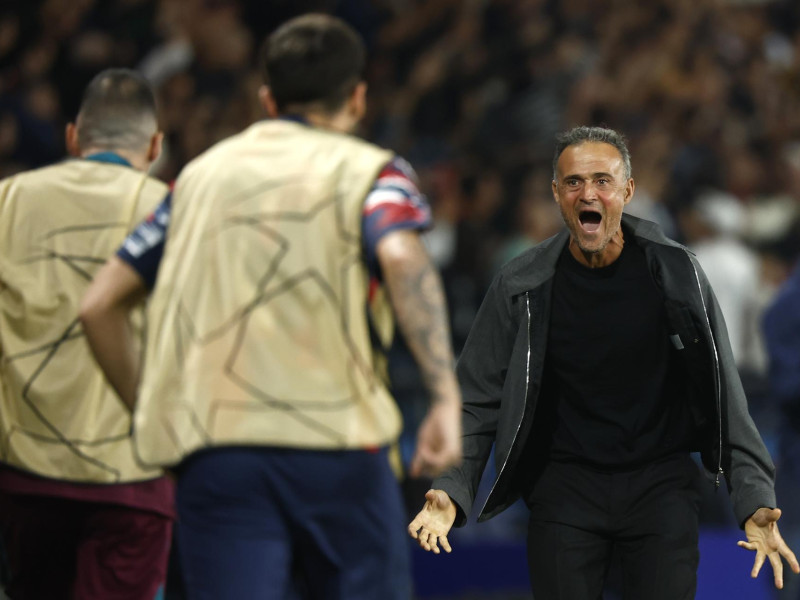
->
[582,182,599,201]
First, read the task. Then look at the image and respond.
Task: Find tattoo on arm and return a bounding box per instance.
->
[380,232,457,404]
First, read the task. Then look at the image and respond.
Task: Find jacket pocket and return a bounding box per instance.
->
[664,299,702,350]
[664,300,714,432]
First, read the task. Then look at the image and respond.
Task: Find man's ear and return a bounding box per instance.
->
[65,122,80,157]
[258,85,280,118]
[349,81,367,121]
[624,178,635,205]
[147,131,164,164]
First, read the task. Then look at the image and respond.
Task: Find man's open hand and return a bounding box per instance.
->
[738,507,800,589]
[408,489,457,554]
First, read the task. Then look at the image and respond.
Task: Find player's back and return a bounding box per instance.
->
[0,158,167,483]
[135,119,404,467]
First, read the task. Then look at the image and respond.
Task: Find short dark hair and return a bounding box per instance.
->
[552,126,632,180]
[76,68,158,152]
[260,14,366,115]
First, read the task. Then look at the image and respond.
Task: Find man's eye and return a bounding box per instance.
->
[566,179,580,187]
[596,178,609,186]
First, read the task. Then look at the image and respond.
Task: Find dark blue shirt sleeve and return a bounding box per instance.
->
[116,193,171,289]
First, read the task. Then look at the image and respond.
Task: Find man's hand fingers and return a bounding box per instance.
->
[416,529,430,550]
[421,530,438,553]
[751,551,766,578]
[410,448,459,479]
[738,540,756,551]
[408,520,421,540]
[409,523,452,554]
[790,553,800,574]
[780,544,800,574]
[409,448,440,479]
[430,535,441,554]
[768,552,784,589]
[427,533,451,554]
[408,490,455,555]
[408,452,425,478]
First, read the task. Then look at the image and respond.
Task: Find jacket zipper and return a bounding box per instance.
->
[688,254,724,488]
[480,292,532,515]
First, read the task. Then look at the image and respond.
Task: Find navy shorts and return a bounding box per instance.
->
[175,446,411,600]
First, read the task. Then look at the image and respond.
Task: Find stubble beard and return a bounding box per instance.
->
[560,207,607,255]
[567,211,624,257]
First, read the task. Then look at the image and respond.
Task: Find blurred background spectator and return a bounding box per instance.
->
[3,0,800,598]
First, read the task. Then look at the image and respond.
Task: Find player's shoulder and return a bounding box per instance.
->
[376,156,417,180]
[0,160,69,185]
[302,122,395,166]
[0,161,85,202]
[270,118,394,163]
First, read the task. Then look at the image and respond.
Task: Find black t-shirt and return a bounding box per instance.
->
[535,238,695,470]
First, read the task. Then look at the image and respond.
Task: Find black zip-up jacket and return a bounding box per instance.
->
[435,214,775,529]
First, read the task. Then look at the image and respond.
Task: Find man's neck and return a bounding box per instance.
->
[81,147,146,171]
[568,229,625,269]
[295,111,355,134]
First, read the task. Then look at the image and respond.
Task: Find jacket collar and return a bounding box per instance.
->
[503,229,567,297]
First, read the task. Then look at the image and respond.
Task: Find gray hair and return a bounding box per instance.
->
[552,126,632,181]
[76,68,158,152]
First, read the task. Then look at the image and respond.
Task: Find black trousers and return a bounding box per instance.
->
[525,454,703,600]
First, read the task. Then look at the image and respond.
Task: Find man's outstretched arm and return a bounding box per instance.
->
[376,229,462,479]
[80,256,148,410]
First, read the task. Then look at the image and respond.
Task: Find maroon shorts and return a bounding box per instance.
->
[0,493,172,600]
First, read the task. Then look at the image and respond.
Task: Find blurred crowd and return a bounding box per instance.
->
[3,0,800,535]
[3,0,800,344]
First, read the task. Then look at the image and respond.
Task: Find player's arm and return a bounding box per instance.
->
[377,229,462,478]
[80,256,148,411]
[80,193,171,410]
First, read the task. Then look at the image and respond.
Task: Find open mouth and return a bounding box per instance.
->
[579,210,602,233]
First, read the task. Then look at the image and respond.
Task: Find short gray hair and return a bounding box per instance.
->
[76,68,158,152]
[552,126,632,181]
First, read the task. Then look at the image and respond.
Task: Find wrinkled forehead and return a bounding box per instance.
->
[556,141,626,178]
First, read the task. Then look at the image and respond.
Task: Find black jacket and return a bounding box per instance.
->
[435,214,775,529]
